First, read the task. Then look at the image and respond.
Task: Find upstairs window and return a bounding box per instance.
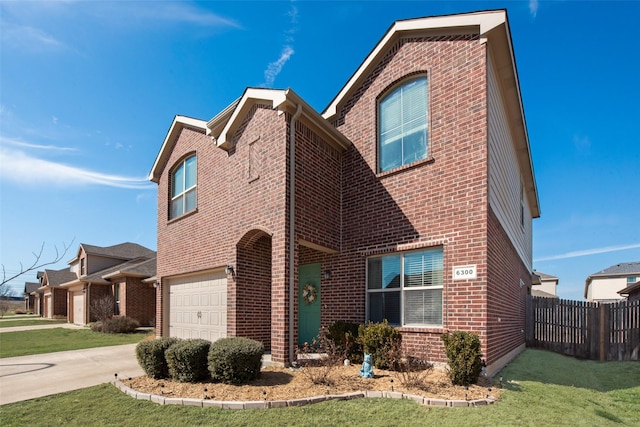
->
[378,76,428,172]
[171,155,197,219]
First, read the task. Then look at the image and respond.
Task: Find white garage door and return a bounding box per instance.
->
[168,272,227,341]
[73,292,85,324]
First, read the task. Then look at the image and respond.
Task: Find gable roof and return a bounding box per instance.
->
[69,242,155,264]
[101,257,157,280]
[531,289,558,299]
[40,268,76,289]
[24,282,40,294]
[149,115,208,183]
[321,9,539,219]
[150,88,351,183]
[535,271,559,281]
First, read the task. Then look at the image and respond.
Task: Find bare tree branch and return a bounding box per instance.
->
[1,238,76,289]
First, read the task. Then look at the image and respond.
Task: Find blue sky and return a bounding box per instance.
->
[1,1,638,301]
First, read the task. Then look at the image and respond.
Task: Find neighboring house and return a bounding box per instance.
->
[150,10,539,376]
[38,268,76,318]
[58,242,157,326]
[618,280,640,302]
[23,282,41,314]
[531,271,559,298]
[585,261,640,303]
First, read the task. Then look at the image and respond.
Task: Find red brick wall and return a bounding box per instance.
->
[330,34,489,364]
[53,288,68,317]
[156,104,290,361]
[236,234,272,351]
[121,277,156,326]
[486,206,530,366]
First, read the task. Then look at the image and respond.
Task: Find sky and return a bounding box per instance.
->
[1,0,639,301]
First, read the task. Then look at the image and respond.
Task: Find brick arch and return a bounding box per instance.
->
[236,227,273,249]
[234,229,272,352]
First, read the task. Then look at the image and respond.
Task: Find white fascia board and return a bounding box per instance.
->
[322,10,506,120]
[149,116,207,182]
[214,88,287,150]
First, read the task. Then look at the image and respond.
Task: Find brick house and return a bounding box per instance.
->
[59,243,157,326]
[150,10,539,376]
[38,268,75,319]
[24,282,41,314]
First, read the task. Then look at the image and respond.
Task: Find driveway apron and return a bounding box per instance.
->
[0,343,143,405]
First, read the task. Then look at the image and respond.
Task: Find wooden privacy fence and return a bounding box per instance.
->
[526,296,640,361]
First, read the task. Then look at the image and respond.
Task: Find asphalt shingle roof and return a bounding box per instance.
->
[24,282,40,293]
[79,242,155,261]
[43,268,77,287]
[589,261,640,277]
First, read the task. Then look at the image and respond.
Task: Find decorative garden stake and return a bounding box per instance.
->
[359,353,374,378]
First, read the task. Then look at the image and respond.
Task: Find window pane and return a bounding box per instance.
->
[368,255,401,289]
[368,291,401,326]
[171,195,184,218]
[185,188,196,212]
[172,163,185,197]
[185,156,197,189]
[404,288,442,325]
[379,76,428,172]
[405,249,443,287]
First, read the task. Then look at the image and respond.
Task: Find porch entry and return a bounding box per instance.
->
[298,263,321,345]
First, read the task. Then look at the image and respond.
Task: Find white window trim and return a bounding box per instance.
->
[170,155,197,219]
[366,248,443,328]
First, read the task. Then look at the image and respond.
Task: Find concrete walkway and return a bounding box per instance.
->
[0,343,144,405]
[0,323,85,333]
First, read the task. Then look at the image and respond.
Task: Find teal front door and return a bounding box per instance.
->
[298,263,321,345]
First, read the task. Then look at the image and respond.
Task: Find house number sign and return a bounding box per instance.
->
[452,265,477,280]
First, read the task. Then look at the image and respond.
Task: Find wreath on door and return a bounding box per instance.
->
[302,283,318,304]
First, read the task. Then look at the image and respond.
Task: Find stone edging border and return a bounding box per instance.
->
[113,380,496,409]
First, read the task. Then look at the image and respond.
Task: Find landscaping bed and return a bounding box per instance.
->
[122,363,499,402]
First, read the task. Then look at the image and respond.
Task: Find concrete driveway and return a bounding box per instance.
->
[0,343,144,405]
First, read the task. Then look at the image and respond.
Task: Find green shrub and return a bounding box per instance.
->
[135,337,179,379]
[327,320,363,363]
[358,320,401,369]
[165,339,211,382]
[441,331,484,386]
[91,316,140,333]
[208,337,264,385]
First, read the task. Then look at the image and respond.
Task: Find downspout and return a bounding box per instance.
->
[289,103,303,364]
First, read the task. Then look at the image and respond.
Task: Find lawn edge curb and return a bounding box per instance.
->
[112,380,497,409]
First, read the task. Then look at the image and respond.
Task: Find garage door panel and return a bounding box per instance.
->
[169,272,227,341]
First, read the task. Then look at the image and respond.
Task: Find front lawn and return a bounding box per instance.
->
[0,319,66,328]
[1,349,638,426]
[0,328,152,358]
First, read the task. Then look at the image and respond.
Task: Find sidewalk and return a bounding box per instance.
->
[0,323,85,333]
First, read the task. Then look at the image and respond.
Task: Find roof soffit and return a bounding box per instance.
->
[149,116,208,183]
[208,88,351,152]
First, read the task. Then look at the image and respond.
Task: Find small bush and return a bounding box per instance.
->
[90,294,115,322]
[91,316,140,333]
[208,337,264,385]
[387,342,434,389]
[166,339,211,383]
[297,327,346,385]
[136,337,179,379]
[358,320,401,369]
[441,331,484,386]
[327,320,363,363]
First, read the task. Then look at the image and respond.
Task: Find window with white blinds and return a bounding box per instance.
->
[379,76,428,172]
[366,247,443,327]
[171,154,197,219]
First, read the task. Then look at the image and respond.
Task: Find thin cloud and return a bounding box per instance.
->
[149,3,242,29]
[529,0,539,18]
[535,243,640,262]
[0,147,153,190]
[0,22,67,51]
[0,136,77,152]
[261,1,298,87]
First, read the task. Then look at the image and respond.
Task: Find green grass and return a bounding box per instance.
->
[0,319,66,328]
[0,328,152,358]
[1,349,638,426]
